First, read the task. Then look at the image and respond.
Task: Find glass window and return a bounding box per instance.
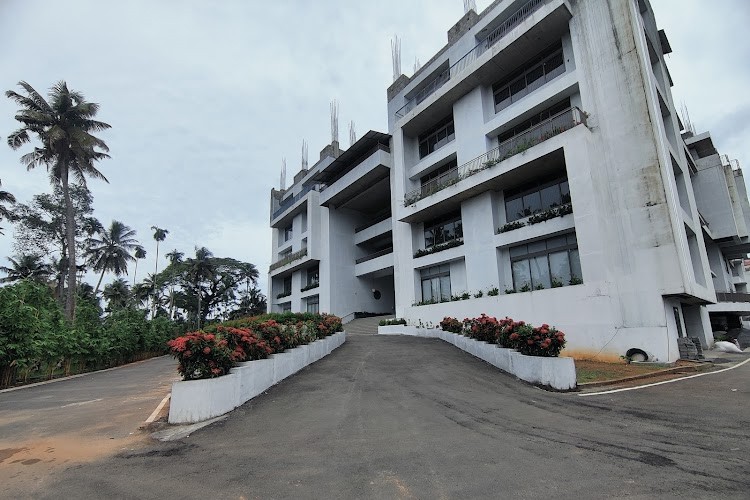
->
[306,295,319,314]
[424,228,434,248]
[283,277,292,294]
[530,255,551,289]
[307,266,319,286]
[512,260,531,290]
[549,251,571,285]
[440,275,452,301]
[560,181,571,204]
[510,233,582,290]
[424,211,462,249]
[418,116,455,159]
[505,197,524,221]
[522,191,542,216]
[541,184,562,208]
[420,265,451,302]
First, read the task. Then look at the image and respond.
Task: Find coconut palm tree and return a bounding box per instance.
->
[0,179,16,235]
[132,246,146,285]
[6,81,110,321]
[84,220,139,293]
[0,254,52,283]
[102,278,130,311]
[187,246,215,328]
[150,226,168,316]
[165,248,183,267]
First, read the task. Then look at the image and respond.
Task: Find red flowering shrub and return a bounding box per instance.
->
[167,331,234,380]
[439,317,463,333]
[463,314,500,343]
[317,314,342,338]
[512,323,566,357]
[216,326,272,361]
[494,317,516,347]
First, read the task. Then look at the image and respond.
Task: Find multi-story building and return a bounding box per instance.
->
[269,0,748,362]
[268,135,397,322]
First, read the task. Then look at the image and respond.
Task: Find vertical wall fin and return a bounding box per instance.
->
[330,99,340,156]
[301,140,308,170]
[349,121,357,147]
[280,157,287,190]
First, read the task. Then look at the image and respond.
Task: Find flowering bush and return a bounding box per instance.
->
[316,314,342,338]
[440,314,567,357]
[462,314,500,343]
[216,326,272,361]
[167,332,234,380]
[439,317,463,333]
[513,323,566,357]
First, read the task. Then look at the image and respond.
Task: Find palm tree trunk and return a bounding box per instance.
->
[95,267,106,294]
[152,241,160,318]
[61,167,77,322]
[133,259,138,286]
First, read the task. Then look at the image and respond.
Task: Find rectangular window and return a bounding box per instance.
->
[283,224,293,242]
[281,302,291,312]
[418,116,455,159]
[420,264,451,302]
[504,176,570,222]
[424,211,462,249]
[307,265,319,287]
[493,44,565,112]
[306,295,319,314]
[283,276,292,295]
[509,233,582,290]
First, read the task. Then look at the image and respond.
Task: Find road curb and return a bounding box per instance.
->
[0,355,171,394]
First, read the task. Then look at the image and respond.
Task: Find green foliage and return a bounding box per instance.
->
[413,238,463,258]
[379,318,407,326]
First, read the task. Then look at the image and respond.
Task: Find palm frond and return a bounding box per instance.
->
[17,81,53,113]
[6,128,29,149]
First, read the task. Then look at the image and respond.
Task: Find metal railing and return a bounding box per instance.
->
[269,247,308,272]
[494,60,565,113]
[394,0,545,119]
[404,107,585,206]
[271,184,323,220]
[355,247,394,265]
[716,292,750,303]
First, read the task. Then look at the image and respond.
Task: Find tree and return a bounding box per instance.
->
[6,81,111,321]
[102,278,130,312]
[0,179,16,235]
[84,220,140,293]
[165,249,183,266]
[132,246,146,285]
[0,254,52,284]
[150,226,168,316]
[162,247,260,327]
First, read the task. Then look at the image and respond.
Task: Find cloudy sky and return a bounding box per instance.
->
[1,0,748,295]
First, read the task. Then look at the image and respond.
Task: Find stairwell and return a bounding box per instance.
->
[344,315,393,335]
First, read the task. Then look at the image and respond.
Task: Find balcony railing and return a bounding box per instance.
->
[355,247,394,265]
[354,211,392,233]
[394,0,545,120]
[716,292,750,303]
[271,185,323,220]
[404,107,586,206]
[269,247,308,272]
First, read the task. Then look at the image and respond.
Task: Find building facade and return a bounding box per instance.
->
[269,0,748,362]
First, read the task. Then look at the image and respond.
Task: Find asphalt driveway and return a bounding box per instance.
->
[6,335,750,499]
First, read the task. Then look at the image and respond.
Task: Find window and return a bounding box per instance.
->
[306,295,319,314]
[493,44,565,112]
[420,265,451,303]
[420,159,458,186]
[424,211,463,248]
[281,302,292,312]
[418,116,455,158]
[497,99,571,144]
[283,276,292,295]
[510,233,581,290]
[283,224,293,242]
[504,177,570,221]
[673,307,683,338]
[307,265,319,286]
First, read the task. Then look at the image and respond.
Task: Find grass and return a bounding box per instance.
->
[575,360,671,384]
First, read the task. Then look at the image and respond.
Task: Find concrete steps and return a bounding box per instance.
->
[344,315,393,335]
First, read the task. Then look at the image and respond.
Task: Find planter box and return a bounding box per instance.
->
[376,325,575,391]
[169,332,348,424]
[169,372,240,424]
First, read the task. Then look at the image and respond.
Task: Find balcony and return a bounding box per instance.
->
[271,185,323,222]
[716,292,750,303]
[355,247,394,265]
[395,0,546,120]
[707,291,750,315]
[404,107,586,206]
[354,249,394,277]
[269,248,308,272]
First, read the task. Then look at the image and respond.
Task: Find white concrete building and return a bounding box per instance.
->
[269,0,748,362]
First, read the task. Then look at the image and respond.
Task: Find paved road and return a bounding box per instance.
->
[0,355,179,494]
[5,336,750,499]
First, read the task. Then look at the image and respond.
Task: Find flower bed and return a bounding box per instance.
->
[168,313,345,423]
[378,314,575,390]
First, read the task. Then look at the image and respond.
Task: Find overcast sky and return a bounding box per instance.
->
[1,0,748,295]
